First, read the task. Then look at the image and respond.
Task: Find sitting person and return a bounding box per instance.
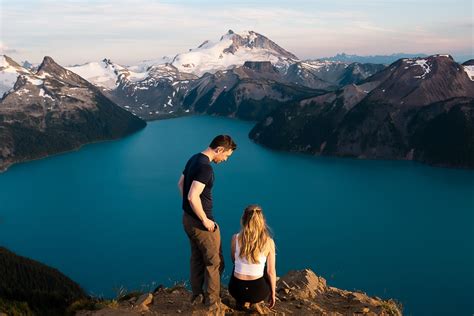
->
[228,205,276,311]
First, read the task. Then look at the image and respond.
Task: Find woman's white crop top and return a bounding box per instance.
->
[234,235,267,277]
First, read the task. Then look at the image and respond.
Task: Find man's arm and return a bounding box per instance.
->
[177,174,184,197]
[188,180,215,231]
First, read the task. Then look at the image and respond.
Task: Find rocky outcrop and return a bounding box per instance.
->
[0,56,146,172]
[0,246,401,315]
[250,55,474,168]
[76,269,402,316]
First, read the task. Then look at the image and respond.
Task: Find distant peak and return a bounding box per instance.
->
[1,55,22,68]
[197,40,209,49]
[42,56,56,64]
[36,55,88,85]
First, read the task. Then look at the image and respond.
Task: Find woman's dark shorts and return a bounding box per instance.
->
[228,274,270,303]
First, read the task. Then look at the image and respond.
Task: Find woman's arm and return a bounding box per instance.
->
[266,239,276,308]
[231,234,236,264]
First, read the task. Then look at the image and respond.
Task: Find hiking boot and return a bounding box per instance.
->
[207,301,223,316]
[190,293,204,306]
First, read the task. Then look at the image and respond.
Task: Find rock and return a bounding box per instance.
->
[277,269,327,299]
[133,293,153,312]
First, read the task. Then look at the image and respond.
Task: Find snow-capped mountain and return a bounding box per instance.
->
[171,30,298,76]
[0,55,33,97]
[66,59,128,90]
[58,30,390,120]
[106,62,197,119]
[250,54,474,168]
[462,59,474,81]
[317,53,429,64]
[0,56,145,172]
[284,60,385,90]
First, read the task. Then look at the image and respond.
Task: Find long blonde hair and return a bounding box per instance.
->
[238,204,272,264]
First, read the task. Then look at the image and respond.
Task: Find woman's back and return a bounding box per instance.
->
[233,234,270,279]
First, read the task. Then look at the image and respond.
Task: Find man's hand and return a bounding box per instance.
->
[202,218,215,232]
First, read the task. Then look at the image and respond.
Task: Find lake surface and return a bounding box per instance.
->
[0,116,473,315]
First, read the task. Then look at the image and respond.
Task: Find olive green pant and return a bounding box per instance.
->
[182,213,224,305]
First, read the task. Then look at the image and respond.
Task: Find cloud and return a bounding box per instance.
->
[1,0,471,63]
[0,42,20,55]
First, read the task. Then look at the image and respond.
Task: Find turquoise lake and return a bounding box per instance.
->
[0,116,473,315]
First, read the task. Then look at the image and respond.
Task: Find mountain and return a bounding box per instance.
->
[250,55,474,168]
[65,58,127,90]
[0,56,146,172]
[318,53,429,64]
[105,63,197,119]
[171,30,298,76]
[67,59,197,120]
[0,55,33,97]
[462,59,474,80]
[182,61,326,121]
[284,60,385,90]
[0,247,85,315]
[63,31,386,121]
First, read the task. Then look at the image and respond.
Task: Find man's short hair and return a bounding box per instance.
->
[209,135,237,151]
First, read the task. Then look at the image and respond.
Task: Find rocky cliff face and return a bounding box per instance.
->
[0,56,146,172]
[250,55,474,168]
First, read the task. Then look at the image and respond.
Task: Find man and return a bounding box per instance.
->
[178,135,237,312]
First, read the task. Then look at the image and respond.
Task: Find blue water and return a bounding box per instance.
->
[0,116,473,315]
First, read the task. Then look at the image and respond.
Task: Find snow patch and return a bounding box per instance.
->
[0,56,9,67]
[26,77,43,85]
[412,59,431,79]
[463,65,474,81]
[38,88,54,100]
[66,60,125,89]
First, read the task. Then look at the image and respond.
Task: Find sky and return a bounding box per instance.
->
[0,0,472,66]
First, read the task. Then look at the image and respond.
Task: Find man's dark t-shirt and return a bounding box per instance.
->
[182,153,215,221]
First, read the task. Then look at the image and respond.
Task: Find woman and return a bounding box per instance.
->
[228,205,276,311]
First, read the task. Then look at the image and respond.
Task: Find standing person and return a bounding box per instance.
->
[178,135,237,313]
[229,205,277,313]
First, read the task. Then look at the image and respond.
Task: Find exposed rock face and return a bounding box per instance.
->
[183,61,326,121]
[76,269,402,316]
[0,56,146,172]
[250,55,474,168]
[220,30,298,60]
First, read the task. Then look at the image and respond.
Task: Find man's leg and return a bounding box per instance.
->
[183,215,205,297]
[197,224,223,306]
